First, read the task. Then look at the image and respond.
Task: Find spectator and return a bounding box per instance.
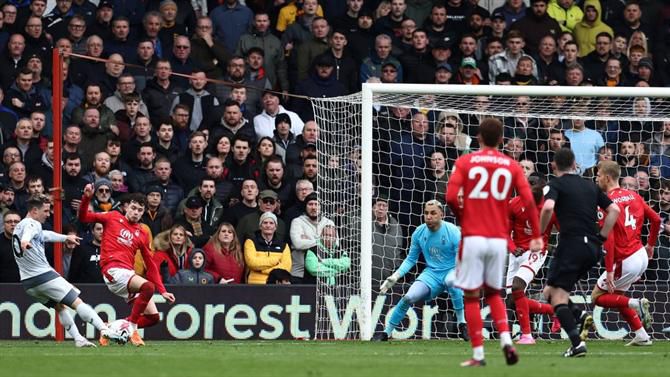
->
[113,93,146,143]
[266,268,292,284]
[488,30,538,83]
[360,34,403,83]
[536,34,565,85]
[79,108,115,169]
[548,0,583,33]
[332,0,364,34]
[237,189,287,242]
[256,137,277,167]
[259,155,294,206]
[319,30,359,94]
[89,177,120,213]
[583,32,614,82]
[169,36,196,89]
[150,157,184,214]
[127,142,157,193]
[346,9,376,64]
[452,57,483,84]
[573,0,613,57]
[509,0,561,56]
[203,99,256,146]
[492,0,527,27]
[565,111,605,173]
[143,59,183,121]
[296,16,331,82]
[0,187,16,217]
[153,224,194,283]
[214,56,270,116]
[173,131,208,193]
[171,70,221,133]
[204,157,235,205]
[165,248,215,285]
[565,62,585,86]
[424,149,450,204]
[104,17,136,58]
[68,222,104,283]
[82,151,112,184]
[177,177,224,228]
[87,2,113,41]
[190,15,231,79]
[203,222,245,283]
[254,91,303,140]
[375,0,408,39]
[244,211,292,285]
[104,74,150,115]
[512,55,539,85]
[398,29,435,83]
[3,68,47,119]
[137,185,170,232]
[612,0,652,42]
[0,211,20,282]
[304,224,350,285]
[207,134,232,162]
[210,0,253,53]
[371,195,403,284]
[4,118,41,170]
[158,2,189,51]
[221,178,259,227]
[173,196,213,248]
[293,54,346,121]
[276,0,324,34]
[597,56,629,86]
[236,12,287,92]
[154,121,180,164]
[71,83,115,131]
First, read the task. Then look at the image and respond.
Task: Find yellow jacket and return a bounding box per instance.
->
[244,232,292,284]
[547,0,583,32]
[276,2,324,32]
[573,0,613,57]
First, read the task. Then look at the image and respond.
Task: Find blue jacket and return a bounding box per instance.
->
[210,2,254,53]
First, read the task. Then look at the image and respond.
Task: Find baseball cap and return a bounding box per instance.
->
[461,57,477,69]
[313,54,335,67]
[98,0,113,10]
[259,190,278,200]
[185,196,203,209]
[492,12,505,21]
[433,38,453,50]
[638,57,653,70]
[436,62,453,72]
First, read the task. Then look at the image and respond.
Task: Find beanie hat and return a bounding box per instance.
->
[259,211,278,226]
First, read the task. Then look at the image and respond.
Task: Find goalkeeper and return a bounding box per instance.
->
[373,200,467,341]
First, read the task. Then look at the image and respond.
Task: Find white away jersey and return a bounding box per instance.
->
[12,218,66,280]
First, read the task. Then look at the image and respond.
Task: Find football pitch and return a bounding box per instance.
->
[1,340,668,377]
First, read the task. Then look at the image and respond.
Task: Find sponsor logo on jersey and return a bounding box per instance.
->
[117,228,134,247]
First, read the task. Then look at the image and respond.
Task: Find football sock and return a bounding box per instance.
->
[620,307,643,332]
[527,299,554,315]
[59,309,84,341]
[512,290,531,334]
[634,327,649,339]
[76,303,107,331]
[129,282,155,325]
[595,294,629,309]
[555,304,581,347]
[464,296,483,348]
[568,300,583,321]
[485,292,511,347]
[628,298,641,310]
[136,313,160,328]
[385,297,411,335]
[447,287,465,323]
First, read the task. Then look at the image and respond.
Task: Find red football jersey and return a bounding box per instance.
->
[446,148,539,239]
[598,188,661,272]
[78,195,167,294]
[508,196,556,251]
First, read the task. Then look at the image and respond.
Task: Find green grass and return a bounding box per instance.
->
[0,340,669,377]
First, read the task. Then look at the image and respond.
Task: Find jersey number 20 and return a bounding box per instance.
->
[468,167,512,200]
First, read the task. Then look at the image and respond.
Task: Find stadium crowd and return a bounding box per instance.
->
[0,0,670,286]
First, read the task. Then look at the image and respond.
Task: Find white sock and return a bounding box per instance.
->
[473,346,484,361]
[76,303,107,331]
[500,331,512,347]
[634,327,649,339]
[628,299,641,310]
[59,310,84,341]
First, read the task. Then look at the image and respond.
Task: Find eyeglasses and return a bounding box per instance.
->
[4,219,20,224]
[4,153,20,157]
[516,102,530,106]
[262,198,276,204]
[97,188,110,193]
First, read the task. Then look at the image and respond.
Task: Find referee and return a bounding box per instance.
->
[540,148,620,358]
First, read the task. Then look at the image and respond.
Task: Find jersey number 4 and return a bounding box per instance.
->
[468,167,512,200]
[624,205,637,230]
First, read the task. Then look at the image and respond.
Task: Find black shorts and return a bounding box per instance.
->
[546,235,601,292]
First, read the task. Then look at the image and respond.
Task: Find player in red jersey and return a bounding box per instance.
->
[593,161,661,346]
[446,118,543,367]
[79,184,175,346]
[507,175,558,345]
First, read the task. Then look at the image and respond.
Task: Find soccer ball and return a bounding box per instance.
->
[107,319,132,345]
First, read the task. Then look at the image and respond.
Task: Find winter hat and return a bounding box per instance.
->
[94,178,112,192]
[259,211,278,226]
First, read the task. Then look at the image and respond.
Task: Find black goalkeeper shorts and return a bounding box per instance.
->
[546,235,601,292]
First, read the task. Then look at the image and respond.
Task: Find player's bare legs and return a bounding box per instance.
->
[512,277,553,344]
[592,286,651,346]
[57,297,116,347]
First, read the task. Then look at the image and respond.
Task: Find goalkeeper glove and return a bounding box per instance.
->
[380,272,401,294]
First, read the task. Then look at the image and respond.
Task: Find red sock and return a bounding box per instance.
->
[485,292,510,333]
[620,307,643,331]
[464,296,484,348]
[135,313,160,328]
[595,293,630,309]
[512,290,531,334]
[527,299,554,315]
[128,282,155,324]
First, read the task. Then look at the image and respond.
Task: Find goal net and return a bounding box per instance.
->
[312,84,670,341]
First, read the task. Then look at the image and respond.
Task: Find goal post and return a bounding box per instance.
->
[312,84,670,341]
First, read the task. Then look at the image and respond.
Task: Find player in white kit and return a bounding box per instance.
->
[13,194,121,347]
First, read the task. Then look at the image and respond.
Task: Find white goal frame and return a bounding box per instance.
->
[358,83,670,341]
